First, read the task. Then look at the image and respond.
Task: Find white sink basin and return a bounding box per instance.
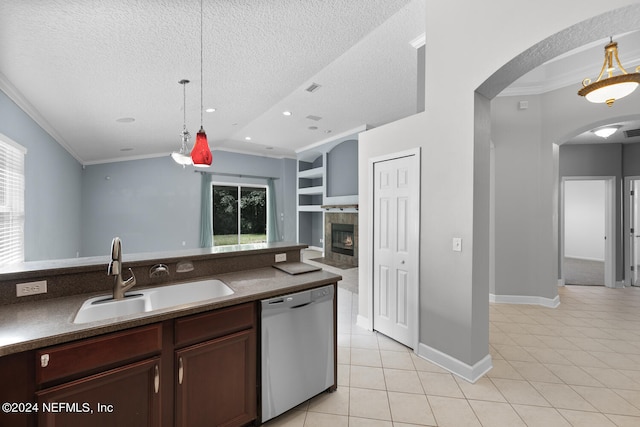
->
[73,279,234,324]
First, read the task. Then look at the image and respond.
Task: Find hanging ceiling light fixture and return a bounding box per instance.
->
[578,38,640,107]
[171,79,194,166]
[191,0,213,166]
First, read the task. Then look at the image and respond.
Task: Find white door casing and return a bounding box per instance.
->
[371,150,420,349]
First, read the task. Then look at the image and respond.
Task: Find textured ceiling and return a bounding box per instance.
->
[0,0,424,164]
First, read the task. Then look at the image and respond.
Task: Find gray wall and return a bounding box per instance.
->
[0,90,82,262]
[491,95,558,299]
[326,139,358,197]
[81,152,297,256]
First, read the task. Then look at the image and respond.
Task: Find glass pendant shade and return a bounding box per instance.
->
[191,126,212,166]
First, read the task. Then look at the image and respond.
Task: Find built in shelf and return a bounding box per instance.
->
[298,167,323,179]
[298,205,323,212]
[321,204,358,211]
[298,186,323,195]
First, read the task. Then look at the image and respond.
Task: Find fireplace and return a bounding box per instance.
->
[331,224,354,256]
[324,212,358,267]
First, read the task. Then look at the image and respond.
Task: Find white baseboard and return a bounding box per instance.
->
[417,343,492,383]
[356,314,371,331]
[489,293,560,308]
[557,279,565,287]
[611,281,625,289]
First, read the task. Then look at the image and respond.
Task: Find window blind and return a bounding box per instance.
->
[0,135,26,265]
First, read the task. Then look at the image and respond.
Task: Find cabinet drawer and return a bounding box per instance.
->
[36,324,162,385]
[174,302,255,347]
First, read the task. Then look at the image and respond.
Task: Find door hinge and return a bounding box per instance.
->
[632,266,635,271]
[632,228,635,234]
[632,190,635,196]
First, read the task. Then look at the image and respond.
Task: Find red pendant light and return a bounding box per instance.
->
[192,126,212,165]
[191,0,212,166]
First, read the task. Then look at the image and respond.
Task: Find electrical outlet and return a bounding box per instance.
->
[275,253,287,263]
[16,280,48,297]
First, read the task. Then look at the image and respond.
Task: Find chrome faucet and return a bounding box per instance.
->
[108,237,137,300]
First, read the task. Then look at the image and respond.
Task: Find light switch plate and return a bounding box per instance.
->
[452,237,462,252]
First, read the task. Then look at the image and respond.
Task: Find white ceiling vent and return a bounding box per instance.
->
[305,83,321,93]
[624,129,640,138]
[306,115,322,121]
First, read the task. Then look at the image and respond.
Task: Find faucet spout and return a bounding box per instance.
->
[108,237,137,300]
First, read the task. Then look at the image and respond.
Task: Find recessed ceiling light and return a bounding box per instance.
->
[205,108,216,113]
[245,136,252,141]
[120,148,134,152]
[308,126,318,130]
[116,117,135,123]
[325,130,332,134]
[266,146,274,150]
[283,111,292,116]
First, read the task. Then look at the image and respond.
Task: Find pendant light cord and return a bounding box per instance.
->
[200,0,204,127]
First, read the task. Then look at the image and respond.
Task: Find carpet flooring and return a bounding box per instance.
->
[564,257,605,286]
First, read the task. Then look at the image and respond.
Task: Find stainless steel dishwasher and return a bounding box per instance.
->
[261,284,335,423]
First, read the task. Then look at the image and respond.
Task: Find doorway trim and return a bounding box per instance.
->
[367,147,421,352]
[624,176,640,286]
[560,176,616,288]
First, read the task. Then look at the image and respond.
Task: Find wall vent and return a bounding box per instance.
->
[306,115,322,121]
[305,83,321,93]
[624,128,640,138]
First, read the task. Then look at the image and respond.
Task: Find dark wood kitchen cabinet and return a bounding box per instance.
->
[34,324,163,427]
[174,302,257,427]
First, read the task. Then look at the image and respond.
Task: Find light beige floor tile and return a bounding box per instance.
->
[557,409,617,426]
[467,400,526,427]
[490,378,550,406]
[604,413,640,427]
[530,381,597,411]
[388,391,435,425]
[350,334,379,349]
[507,333,548,348]
[486,359,524,380]
[427,396,481,427]
[571,385,640,416]
[523,346,573,365]
[536,335,581,351]
[337,334,350,348]
[555,349,610,368]
[337,364,350,387]
[612,389,640,410]
[263,409,306,427]
[307,386,349,416]
[581,367,640,391]
[337,346,350,364]
[350,348,382,367]
[493,344,537,362]
[454,376,506,402]
[302,412,348,427]
[350,365,386,390]
[509,360,564,383]
[347,417,393,427]
[545,363,603,387]
[349,388,391,421]
[418,372,464,398]
[511,404,571,427]
[489,332,516,346]
[380,350,414,370]
[410,354,449,373]
[384,368,424,394]
[377,334,411,352]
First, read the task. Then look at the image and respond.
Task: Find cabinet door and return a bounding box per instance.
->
[36,358,161,427]
[175,329,256,427]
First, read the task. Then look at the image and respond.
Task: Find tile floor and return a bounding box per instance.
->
[265,255,640,426]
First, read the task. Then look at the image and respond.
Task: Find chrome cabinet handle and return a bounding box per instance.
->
[154,364,160,394]
[178,357,184,385]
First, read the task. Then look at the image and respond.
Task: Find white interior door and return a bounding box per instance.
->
[373,154,419,349]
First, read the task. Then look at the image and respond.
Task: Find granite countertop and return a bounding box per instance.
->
[0,265,342,357]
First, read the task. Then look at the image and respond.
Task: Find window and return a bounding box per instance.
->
[212,184,267,246]
[0,134,26,265]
